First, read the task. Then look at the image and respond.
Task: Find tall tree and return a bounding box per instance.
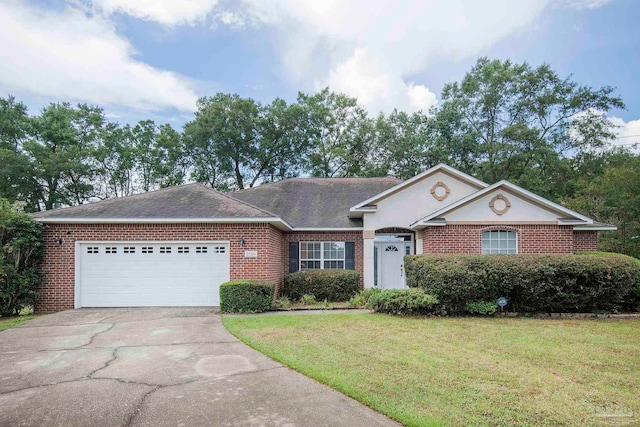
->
[298,88,372,178]
[439,57,624,198]
[24,103,104,210]
[365,109,443,179]
[185,93,307,189]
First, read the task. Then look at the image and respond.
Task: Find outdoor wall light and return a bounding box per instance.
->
[54,237,63,246]
[239,238,246,247]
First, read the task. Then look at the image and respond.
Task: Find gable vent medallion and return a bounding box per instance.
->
[489,194,511,215]
[430,181,451,201]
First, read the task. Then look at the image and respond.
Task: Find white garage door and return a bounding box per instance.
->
[76,242,230,307]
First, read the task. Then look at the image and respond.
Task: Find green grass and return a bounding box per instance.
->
[223,313,640,427]
[0,315,36,332]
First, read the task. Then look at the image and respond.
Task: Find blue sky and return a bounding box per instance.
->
[1,0,638,146]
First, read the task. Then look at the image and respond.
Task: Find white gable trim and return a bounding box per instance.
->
[410,180,593,229]
[349,164,488,214]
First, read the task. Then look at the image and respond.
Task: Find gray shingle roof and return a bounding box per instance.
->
[32,184,276,219]
[231,177,402,228]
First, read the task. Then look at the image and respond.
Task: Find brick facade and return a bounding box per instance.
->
[283,231,365,288]
[422,224,576,254]
[573,231,598,252]
[38,223,284,313]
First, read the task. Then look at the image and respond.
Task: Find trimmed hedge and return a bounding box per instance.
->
[219,280,274,313]
[283,270,361,302]
[405,253,640,313]
[578,252,640,312]
[366,289,439,316]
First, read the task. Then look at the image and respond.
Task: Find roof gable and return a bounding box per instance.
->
[350,164,488,213]
[32,184,280,221]
[411,180,593,229]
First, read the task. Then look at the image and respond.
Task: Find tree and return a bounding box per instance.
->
[297,88,372,178]
[24,103,105,209]
[0,199,43,316]
[365,109,444,179]
[567,150,640,258]
[439,57,624,198]
[93,123,136,199]
[185,93,308,189]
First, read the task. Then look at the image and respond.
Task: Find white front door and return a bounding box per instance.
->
[76,242,230,307]
[377,242,410,289]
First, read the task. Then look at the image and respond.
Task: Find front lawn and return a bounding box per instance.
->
[223,314,639,427]
[0,315,36,332]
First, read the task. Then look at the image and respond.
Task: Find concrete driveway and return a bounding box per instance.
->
[0,308,398,427]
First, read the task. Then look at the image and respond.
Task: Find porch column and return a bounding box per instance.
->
[416,237,423,254]
[363,230,375,289]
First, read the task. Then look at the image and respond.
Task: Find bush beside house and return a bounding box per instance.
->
[283,270,360,302]
[405,253,639,314]
[219,280,274,313]
[0,200,43,316]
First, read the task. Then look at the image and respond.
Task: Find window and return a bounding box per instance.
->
[86,247,99,254]
[178,247,189,254]
[196,246,208,253]
[482,230,517,254]
[141,246,153,254]
[159,247,171,254]
[124,246,135,254]
[300,242,345,270]
[214,246,226,254]
[105,247,117,254]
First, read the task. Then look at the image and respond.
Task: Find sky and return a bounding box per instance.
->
[1,0,638,148]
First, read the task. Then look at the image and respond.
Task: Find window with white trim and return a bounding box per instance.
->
[300,242,345,270]
[481,230,517,254]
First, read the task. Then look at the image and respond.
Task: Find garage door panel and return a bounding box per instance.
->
[78,242,230,307]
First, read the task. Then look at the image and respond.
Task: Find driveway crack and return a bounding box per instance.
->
[125,385,161,427]
[86,347,120,378]
[78,323,115,349]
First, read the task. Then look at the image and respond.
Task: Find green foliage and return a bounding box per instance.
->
[219,280,274,313]
[348,288,382,308]
[0,200,43,316]
[405,254,640,313]
[366,289,439,316]
[300,294,317,305]
[272,296,292,310]
[283,270,361,302]
[465,301,498,316]
[439,57,624,199]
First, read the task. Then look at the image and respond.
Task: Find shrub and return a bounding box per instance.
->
[272,296,292,310]
[348,288,382,308]
[283,270,360,302]
[219,280,274,313]
[465,301,498,316]
[1,200,43,316]
[366,289,439,316]
[405,253,640,313]
[300,294,317,305]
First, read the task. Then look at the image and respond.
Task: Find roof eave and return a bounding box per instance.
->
[35,217,294,231]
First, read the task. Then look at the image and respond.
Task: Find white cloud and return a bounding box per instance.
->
[0,1,198,112]
[232,0,551,113]
[610,116,640,150]
[224,0,613,113]
[91,0,220,26]
[562,0,613,10]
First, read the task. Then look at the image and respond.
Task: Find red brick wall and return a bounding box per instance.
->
[422,224,575,254]
[283,231,364,287]
[39,223,284,313]
[573,231,598,252]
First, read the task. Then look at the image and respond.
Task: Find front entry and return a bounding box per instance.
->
[374,238,413,289]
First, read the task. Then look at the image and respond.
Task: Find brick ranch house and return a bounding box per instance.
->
[33,164,614,313]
